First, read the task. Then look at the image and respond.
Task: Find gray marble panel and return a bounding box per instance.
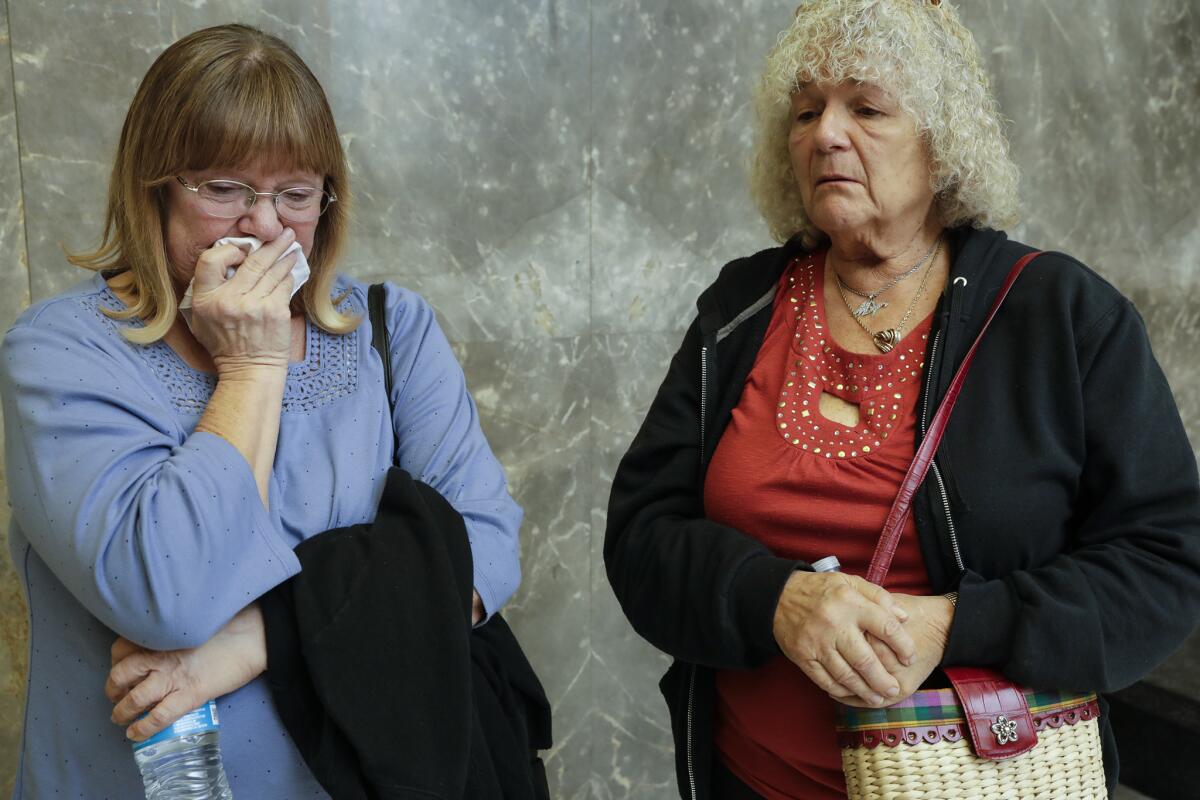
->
[0,0,27,329]
[367,191,590,342]
[0,1,28,793]
[332,0,592,342]
[588,331,681,798]
[589,0,783,334]
[591,186,714,335]
[1133,209,1200,459]
[10,2,160,298]
[961,1,1200,276]
[452,335,594,799]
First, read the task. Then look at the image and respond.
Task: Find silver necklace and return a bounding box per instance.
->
[835,236,941,318]
[837,238,941,353]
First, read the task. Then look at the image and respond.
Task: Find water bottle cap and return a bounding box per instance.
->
[812,556,841,573]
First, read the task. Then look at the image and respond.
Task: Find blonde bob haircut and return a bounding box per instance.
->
[750,0,1020,247]
[70,23,356,343]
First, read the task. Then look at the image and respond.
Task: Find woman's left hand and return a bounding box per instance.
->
[832,593,954,708]
[472,589,484,625]
[105,604,268,741]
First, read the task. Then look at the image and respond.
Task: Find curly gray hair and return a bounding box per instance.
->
[750,0,1020,247]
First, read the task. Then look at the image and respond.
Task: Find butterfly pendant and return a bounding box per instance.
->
[852,299,888,318]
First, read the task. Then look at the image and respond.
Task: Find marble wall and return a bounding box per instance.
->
[0,1,1196,797]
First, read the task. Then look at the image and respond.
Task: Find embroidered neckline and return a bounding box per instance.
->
[775,255,930,460]
[80,280,360,415]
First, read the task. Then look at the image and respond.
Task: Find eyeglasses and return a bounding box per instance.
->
[175,176,337,223]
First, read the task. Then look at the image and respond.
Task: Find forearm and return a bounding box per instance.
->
[194,366,287,507]
[109,602,269,741]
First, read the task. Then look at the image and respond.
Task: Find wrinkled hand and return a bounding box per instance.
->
[106,604,267,741]
[774,571,916,706]
[836,593,954,708]
[189,230,298,374]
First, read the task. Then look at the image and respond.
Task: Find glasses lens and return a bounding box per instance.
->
[276,189,326,222]
[196,181,253,218]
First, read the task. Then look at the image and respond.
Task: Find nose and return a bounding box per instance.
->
[812,106,851,153]
[237,194,285,241]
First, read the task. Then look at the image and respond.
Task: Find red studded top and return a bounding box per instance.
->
[706,251,934,799]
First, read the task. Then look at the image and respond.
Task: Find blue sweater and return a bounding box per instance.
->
[0,273,523,799]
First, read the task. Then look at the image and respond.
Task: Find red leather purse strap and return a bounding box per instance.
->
[865,251,1042,585]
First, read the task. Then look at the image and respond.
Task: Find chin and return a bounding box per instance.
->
[809,210,869,238]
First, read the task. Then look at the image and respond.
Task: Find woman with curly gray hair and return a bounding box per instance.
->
[605,1,1200,798]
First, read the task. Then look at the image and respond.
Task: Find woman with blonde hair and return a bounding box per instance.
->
[605,1,1200,798]
[0,24,522,797]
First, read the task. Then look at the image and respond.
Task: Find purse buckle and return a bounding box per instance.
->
[943,666,1037,760]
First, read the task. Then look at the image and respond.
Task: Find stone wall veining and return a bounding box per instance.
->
[0,0,29,784]
[0,2,1196,798]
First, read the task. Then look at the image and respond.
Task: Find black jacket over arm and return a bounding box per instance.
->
[604,226,1200,799]
[261,467,551,800]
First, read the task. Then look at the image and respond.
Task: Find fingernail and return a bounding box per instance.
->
[887,686,900,697]
[284,227,295,239]
[871,694,885,705]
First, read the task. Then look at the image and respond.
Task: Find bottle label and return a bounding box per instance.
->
[131,700,221,752]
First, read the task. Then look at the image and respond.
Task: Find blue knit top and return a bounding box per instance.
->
[0,273,522,799]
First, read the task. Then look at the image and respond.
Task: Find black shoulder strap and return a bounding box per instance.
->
[367,284,399,459]
[368,283,393,403]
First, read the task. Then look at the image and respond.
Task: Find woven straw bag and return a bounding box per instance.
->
[837,678,1105,800]
[837,252,1107,800]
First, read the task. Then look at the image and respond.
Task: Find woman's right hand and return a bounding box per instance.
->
[188,229,299,375]
[773,570,916,706]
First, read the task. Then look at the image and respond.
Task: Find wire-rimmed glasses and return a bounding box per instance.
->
[176,176,337,223]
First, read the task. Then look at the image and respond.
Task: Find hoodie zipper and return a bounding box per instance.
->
[700,346,710,462]
[686,664,698,799]
[920,329,966,573]
[689,340,711,799]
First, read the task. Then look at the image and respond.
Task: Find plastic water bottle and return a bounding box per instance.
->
[132,700,233,799]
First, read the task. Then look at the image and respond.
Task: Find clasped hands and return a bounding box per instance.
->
[772,570,953,708]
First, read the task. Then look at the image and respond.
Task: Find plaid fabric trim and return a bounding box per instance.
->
[835,688,1097,732]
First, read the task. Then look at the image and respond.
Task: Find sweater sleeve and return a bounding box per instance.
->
[0,303,301,650]
[944,297,1200,691]
[604,317,803,669]
[382,285,523,617]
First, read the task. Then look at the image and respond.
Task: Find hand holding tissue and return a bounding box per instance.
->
[178,236,310,326]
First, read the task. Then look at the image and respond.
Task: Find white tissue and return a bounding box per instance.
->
[178,236,311,325]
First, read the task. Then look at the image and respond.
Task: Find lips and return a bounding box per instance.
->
[817,174,857,185]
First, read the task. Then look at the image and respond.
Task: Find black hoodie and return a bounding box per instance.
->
[605,226,1200,799]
